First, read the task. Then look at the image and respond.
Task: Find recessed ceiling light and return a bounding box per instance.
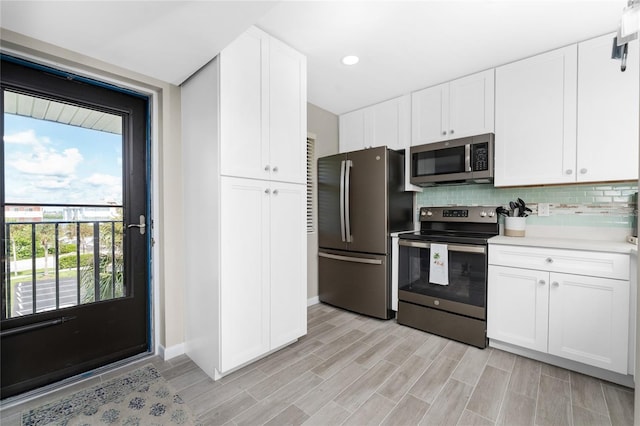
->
[341,55,359,66]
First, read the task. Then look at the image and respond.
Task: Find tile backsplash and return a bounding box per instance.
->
[415,182,638,228]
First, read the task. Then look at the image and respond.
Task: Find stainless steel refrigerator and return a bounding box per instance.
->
[318,146,414,319]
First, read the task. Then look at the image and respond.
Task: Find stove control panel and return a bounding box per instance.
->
[419,206,499,223]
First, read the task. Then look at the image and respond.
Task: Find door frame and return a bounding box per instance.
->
[0,46,163,394]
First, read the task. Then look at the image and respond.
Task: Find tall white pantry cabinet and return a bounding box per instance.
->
[182,26,308,379]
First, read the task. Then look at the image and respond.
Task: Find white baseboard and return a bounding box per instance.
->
[307,296,320,306]
[159,342,185,361]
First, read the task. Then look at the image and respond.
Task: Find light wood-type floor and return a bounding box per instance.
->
[1,303,635,425]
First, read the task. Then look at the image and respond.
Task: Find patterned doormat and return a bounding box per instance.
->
[21,364,197,425]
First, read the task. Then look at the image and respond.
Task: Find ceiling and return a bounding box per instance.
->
[0,1,629,115]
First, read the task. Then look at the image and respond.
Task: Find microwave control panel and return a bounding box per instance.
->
[472,143,489,171]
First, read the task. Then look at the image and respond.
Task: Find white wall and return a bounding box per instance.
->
[306,103,338,301]
[0,29,186,353]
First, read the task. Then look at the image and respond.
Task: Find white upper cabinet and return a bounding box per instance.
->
[577,33,639,183]
[495,45,578,187]
[412,69,495,145]
[339,109,366,152]
[269,36,307,184]
[220,28,266,181]
[220,27,307,184]
[339,95,410,153]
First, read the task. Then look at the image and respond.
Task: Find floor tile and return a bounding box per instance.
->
[602,383,634,426]
[408,355,459,404]
[334,360,398,412]
[342,392,396,426]
[570,371,608,415]
[466,365,510,421]
[264,404,309,426]
[457,409,495,426]
[572,404,612,426]
[535,374,571,426]
[420,378,472,425]
[508,356,541,399]
[378,355,432,403]
[496,391,535,426]
[300,401,351,426]
[381,393,430,426]
[451,346,492,386]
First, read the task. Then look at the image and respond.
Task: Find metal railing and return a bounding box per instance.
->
[3,220,124,319]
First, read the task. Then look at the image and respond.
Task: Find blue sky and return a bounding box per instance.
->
[4,114,123,205]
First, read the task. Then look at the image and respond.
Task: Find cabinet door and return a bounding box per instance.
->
[494,45,577,186]
[220,28,269,180]
[269,182,307,348]
[366,95,411,151]
[548,272,629,374]
[269,36,307,184]
[487,265,548,352]
[339,109,366,153]
[220,177,270,372]
[411,82,448,145]
[577,34,639,183]
[449,69,495,139]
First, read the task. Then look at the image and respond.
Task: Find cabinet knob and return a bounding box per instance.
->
[273,189,279,196]
[545,257,553,264]
[273,166,278,173]
[580,168,587,174]
[450,130,454,134]
[539,279,546,285]
[442,131,447,136]
[264,189,270,194]
[565,169,573,175]
[265,165,270,172]
[552,281,559,287]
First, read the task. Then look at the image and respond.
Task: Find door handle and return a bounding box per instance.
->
[127,214,146,235]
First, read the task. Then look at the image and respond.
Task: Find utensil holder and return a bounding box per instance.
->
[505,217,526,237]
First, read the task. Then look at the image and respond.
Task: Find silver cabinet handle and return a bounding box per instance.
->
[539,280,546,285]
[127,214,146,235]
[580,168,587,174]
[545,257,553,264]
[264,189,270,194]
[552,281,559,287]
[565,169,573,175]
[273,166,278,172]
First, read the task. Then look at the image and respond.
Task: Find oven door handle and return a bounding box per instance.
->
[318,252,383,265]
[398,239,486,254]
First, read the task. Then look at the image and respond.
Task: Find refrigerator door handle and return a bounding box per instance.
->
[344,159,353,242]
[339,160,346,242]
[319,252,382,265]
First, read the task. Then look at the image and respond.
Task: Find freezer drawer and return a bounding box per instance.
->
[318,249,392,319]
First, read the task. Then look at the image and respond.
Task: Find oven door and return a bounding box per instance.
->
[398,239,487,319]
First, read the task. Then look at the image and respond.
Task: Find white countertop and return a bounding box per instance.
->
[489,235,637,254]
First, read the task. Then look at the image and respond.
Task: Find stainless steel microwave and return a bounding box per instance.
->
[410,133,494,186]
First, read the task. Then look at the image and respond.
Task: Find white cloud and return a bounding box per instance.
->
[35,177,74,189]
[10,147,83,176]
[85,173,121,186]
[3,129,50,146]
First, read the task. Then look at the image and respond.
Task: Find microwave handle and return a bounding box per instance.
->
[465,144,472,172]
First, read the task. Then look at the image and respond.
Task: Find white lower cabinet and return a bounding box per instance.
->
[488,245,630,374]
[488,265,548,353]
[220,177,307,373]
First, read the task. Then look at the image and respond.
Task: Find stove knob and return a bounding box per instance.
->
[480,211,487,217]
[488,211,495,218]
[426,210,433,217]
[420,210,426,216]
